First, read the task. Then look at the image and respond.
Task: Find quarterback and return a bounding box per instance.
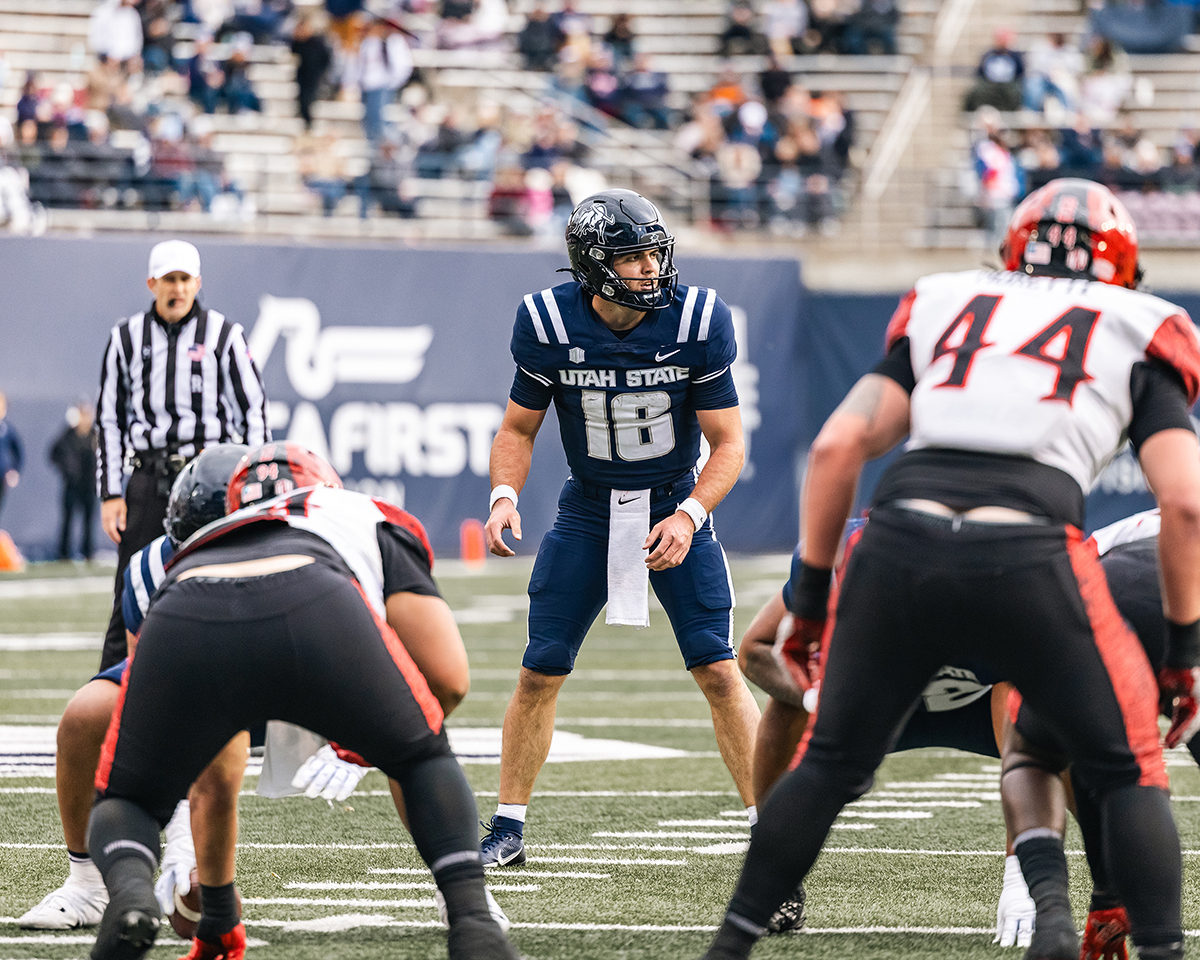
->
[482,189,760,864]
[699,178,1200,960]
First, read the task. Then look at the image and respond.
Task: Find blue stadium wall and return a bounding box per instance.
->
[0,235,1190,558]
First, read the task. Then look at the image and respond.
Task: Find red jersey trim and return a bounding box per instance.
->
[885,289,917,350]
[372,500,435,570]
[350,579,444,735]
[1146,313,1200,405]
[95,652,134,793]
[1065,527,1168,790]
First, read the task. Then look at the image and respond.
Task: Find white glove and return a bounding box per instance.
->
[155,799,197,916]
[290,744,371,801]
[994,854,1035,947]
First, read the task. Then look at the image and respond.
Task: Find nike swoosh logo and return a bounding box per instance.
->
[655,349,681,362]
[494,848,523,866]
[618,495,641,504]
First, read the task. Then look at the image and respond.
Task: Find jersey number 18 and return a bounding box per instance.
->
[581,390,676,461]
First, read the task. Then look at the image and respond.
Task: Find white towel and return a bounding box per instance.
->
[257,721,328,798]
[606,488,651,627]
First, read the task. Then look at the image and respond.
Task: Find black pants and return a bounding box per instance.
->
[98,468,170,671]
[726,506,1179,945]
[96,562,449,823]
[59,483,96,560]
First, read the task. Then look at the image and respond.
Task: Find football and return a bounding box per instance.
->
[170,871,242,940]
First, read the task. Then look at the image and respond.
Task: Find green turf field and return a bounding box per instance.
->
[1,558,1198,960]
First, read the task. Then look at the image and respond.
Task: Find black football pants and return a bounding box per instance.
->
[99,468,170,670]
[723,505,1181,948]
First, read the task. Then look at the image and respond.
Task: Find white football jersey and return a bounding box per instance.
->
[1090,508,1160,557]
[172,486,433,617]
[889,270,1200,493]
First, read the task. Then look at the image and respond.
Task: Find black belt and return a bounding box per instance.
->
[574,476,691,502]
[130,450,190,473]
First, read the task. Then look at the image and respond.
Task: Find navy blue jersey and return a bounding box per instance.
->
[509,281,739,489]
[122,535,175,636]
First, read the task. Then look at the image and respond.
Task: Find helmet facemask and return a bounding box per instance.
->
[583,236,678,311]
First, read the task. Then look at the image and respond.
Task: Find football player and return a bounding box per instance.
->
[1001,507,1200,960]
[86,443,517,960]
[18,444,249,932]
[481,190,761,864]
[699,178,1200,960]
[739,520,1030,943]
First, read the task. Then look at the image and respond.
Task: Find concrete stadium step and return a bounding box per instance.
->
[0,0,92,15]
[0,13,87,35]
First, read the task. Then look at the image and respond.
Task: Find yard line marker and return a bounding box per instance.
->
[838,811,933,819]
[595,831,754,840]
[658,820,749,829]
[0,635,101,651]
[869,790,1000,800]
[524,856,687,866]
[248,915,443,932]
[931,773,998,781]
[243,898,433,908]
[882,782,998,790]
[286,881,540,893]
[554,718,713,728]
[369,867,610,879]
[476,790,740,798]
[0,786,55,793]
[849,800,982,809]
[527,843,692,851]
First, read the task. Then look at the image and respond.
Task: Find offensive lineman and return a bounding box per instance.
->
[698,178,1200,960]
[86,443,516,960]
[482,190,761,862]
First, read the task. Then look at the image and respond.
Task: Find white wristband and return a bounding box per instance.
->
[489,484,519,512]
[676,497,707,532]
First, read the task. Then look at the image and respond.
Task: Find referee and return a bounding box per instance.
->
[95,239,270,670]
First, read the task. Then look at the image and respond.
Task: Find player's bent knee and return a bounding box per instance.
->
[58,680,120,751]
[689,658,744,697]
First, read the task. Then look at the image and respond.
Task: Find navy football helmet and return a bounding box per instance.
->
[565,189,678,311]
[163,444,250,546]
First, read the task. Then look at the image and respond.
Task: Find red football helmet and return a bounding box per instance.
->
[226,442,342,512]
[1001,178,1141,288]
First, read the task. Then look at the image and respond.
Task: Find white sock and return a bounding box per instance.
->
[746,805,758,827]
[496,803,527,823]
[68,854,103,886]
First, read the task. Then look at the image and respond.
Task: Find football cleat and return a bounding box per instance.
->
[90,906,161,960]
[19,874,108,929]
[447,915,522,960]
[434,887,512,932]
[177,922,247,960]
[1023,907,1079,960]
[1080,907,1129,960]
[765,883,806,934]
[480,816,526,868]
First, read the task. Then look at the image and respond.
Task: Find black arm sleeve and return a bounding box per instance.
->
[377,524,441,598]
[1128,359,1195,453]
[871,336,916,395]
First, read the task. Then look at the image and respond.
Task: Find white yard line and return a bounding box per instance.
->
[369,867,610,879]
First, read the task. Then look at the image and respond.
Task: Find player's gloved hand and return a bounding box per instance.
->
[1158,666,1200,748]
[291,744,371,801]
[778,612,824,691]
[155,799,196,916]
[993,854,1035,948]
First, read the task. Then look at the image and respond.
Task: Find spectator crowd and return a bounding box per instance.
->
[0,0,899,235]
[963,2,1200,246]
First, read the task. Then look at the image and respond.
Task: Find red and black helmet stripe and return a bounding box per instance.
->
[227,442,342,513]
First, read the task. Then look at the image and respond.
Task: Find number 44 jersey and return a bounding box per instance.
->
[888,269,1200,493]
[508,281,739,489]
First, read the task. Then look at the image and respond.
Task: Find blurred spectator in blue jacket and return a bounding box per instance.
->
[0,391,23,528]
[842,0,899,55]
[964,28,1025,112]
[620,54,670,130]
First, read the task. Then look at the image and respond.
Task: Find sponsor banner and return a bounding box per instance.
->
[0,237,802,556]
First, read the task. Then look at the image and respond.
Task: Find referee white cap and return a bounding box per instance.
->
[148,239,201,279]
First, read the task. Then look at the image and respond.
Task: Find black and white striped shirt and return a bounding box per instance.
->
[96,301,270,499]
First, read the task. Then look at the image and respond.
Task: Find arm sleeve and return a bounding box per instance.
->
[378,523,442,598]
[1128,359,1195,453]
[221,323,272,446]
[692,294,739,409]
[96,326,128,499]
[872,336,917,394]
[509,366,554,410]
[508,301,554,410]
